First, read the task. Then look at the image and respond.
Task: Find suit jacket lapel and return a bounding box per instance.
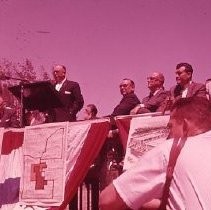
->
[59,80,68,92]
[186,82,194,97]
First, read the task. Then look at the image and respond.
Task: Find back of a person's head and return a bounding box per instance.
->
[171,97,211,131]
[87,104,98,117]
[155,72,165,85]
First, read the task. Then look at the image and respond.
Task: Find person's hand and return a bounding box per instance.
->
[107,129,119,138]
[139,199,161,210]
[107,130,114,138]
[130,104,142,115]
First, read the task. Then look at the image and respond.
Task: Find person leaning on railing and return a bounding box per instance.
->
[130,72,169,115]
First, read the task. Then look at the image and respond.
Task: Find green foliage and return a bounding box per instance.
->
[0,58,50,108]
[14,59,37,82]
[40,65,50,81]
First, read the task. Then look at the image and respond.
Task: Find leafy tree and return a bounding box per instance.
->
[0,57,51,111]
[13,59,37,82]
[40,65,50,81]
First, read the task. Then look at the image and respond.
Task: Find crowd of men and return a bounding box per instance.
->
[0,62,211,209]
[0,62,210,127]
[112,62,209,119]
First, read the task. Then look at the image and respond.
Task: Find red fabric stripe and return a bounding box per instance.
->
[115,117,131,151]
[1,131,24,155]
[58,121,110,210]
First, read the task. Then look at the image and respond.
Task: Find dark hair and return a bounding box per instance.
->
[123,78,135,87]
[171,97,211,131]
[87,104,98,117]
[176,63,193,74]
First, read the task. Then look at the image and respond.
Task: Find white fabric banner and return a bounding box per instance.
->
[20,122,68,206]
[0,118,110,210]
[123,115,170,170]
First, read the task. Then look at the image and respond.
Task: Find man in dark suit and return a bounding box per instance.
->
[48,65,84,210]
[102,79,140,190]
[108,78,140,149]
[130,72,169,114]
[170,63,207,100]
[49,64,84,122]
[111,78,140,116]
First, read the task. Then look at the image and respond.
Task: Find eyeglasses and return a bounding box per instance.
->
[53,70,66,74]
[175,69,189,76]
[147,76,158,81]
[119,84,130,88]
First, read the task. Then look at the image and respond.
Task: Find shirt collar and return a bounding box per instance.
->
[151,87,163,96]
[57,77,66,85]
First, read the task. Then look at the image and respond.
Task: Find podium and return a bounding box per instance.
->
[9,81,63,126]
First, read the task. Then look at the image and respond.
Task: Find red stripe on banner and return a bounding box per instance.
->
[58,121,110,210]
[1,131,24,155]
[115,117,131,151]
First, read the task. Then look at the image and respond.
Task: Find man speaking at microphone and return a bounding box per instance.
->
[48,64,84,122]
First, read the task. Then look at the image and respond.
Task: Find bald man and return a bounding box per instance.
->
[48,65,84,122]
[131,72,169,114]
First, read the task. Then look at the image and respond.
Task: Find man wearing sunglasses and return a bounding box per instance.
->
[111,78,140,116]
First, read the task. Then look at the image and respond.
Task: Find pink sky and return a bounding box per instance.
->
[0,0,211,117]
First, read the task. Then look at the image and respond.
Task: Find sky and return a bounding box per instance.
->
[0,0,211,118]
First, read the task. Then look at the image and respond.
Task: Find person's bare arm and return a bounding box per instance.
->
[130,104,141,115]
[99,184,129,210]
[140,199,161,210]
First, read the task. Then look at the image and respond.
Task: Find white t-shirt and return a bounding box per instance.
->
[113,130,211,210]
[55,78,66,91]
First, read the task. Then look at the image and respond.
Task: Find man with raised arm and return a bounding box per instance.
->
[48,64,84,122]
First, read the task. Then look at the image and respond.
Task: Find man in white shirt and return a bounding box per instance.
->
[99,97,211,210]
[48,65,84,122]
